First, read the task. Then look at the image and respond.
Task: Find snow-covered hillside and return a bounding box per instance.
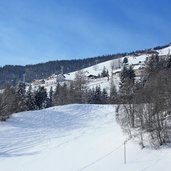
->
[30,45,171,93]
[30,54,148,92]
[0,104,171,171]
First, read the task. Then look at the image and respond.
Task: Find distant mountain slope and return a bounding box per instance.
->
[38,44,171,94]
[0,55,119,88]
[0,43,170,88]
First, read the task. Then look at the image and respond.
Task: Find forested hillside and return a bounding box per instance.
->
[0,54,117,88]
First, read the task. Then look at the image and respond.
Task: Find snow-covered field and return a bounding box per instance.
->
[0,104,171,171]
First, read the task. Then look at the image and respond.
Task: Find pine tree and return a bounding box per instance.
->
[123,57,128,64]
[110,79,117,103]
[119,65,129,89]
[101,66,109,77]
[128,65,136,82]
[25,85,36,110]
[146,54,160,72]
[87,88,95,104]
[15,82,27,112]
[102,88,108,104]
[94,86,102,104]
[34,86,48,109]
[119,65,135,98]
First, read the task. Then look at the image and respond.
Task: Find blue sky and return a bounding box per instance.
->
[0,0,171,66]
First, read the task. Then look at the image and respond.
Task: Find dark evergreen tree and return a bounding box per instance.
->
[146,54,160,72]
[123,57,128,64]
[107,69,109,77]
[128,65,136,82]
[101,88,108,104]
[15,82,27,112]
[25,85,36,110]
[94,86,102,104]
[110,79,117,103]
[119,65,129,89]
[34,86,48,109]
[119,65,135,100]
[87,88,95,104]
[101,67,109,77]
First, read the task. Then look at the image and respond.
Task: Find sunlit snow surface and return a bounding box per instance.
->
[1,46,171,171]
[0,104,171,171]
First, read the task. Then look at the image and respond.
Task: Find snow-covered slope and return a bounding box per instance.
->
[29,45,171,93]
[34,54,148,92]
[0,104,171,171]
[157,45,171,56]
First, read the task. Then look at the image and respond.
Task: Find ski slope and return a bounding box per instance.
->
[0,104,171,171]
